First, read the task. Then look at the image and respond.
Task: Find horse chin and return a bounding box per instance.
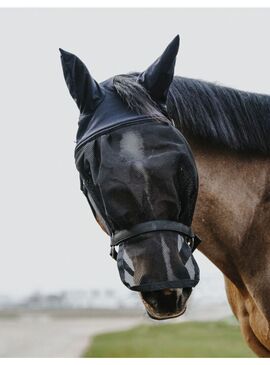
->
[146,306,187,321]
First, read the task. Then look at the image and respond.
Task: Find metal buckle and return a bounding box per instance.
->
[110,246,118,260]
[186,235,202,252]
[192,235,202,252]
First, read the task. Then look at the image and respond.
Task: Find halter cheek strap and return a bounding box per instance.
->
[110,220,201,260]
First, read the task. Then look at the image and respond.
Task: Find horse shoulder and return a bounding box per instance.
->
[225,276,270,357]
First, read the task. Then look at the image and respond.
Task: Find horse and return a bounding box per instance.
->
[60,36,270,357]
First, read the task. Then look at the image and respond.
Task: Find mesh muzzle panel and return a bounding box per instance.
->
[117,231,199,291]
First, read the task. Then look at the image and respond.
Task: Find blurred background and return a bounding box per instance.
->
[0,8,268,357]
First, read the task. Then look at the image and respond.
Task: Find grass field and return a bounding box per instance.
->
[83,320,256,358]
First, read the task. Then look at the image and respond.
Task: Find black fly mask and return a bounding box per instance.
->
[60,35,202,293]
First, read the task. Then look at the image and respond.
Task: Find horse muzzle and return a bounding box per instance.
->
[141,288,192,320]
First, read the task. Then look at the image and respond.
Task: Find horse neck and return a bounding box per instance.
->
[187,136,270,288]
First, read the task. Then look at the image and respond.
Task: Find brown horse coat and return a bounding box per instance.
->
[190,136,270,357]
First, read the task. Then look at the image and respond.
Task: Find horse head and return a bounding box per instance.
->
[60,35,201,320]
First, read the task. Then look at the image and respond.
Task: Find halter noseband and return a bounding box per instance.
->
[110,220,201,260]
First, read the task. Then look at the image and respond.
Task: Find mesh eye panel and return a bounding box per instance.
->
[75,121,198,231]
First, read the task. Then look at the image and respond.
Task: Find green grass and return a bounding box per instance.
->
[83,320,256,358]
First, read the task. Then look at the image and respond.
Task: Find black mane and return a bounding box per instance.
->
[114,74,270,154]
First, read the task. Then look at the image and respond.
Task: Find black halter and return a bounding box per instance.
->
[110,220,201,260]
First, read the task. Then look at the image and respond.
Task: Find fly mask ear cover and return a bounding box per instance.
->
[74,91,201,291]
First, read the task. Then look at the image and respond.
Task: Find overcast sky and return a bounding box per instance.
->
[0,8,269,300]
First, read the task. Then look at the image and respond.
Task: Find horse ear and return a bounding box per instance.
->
[59,49,105,114]
[138,35,180,105]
